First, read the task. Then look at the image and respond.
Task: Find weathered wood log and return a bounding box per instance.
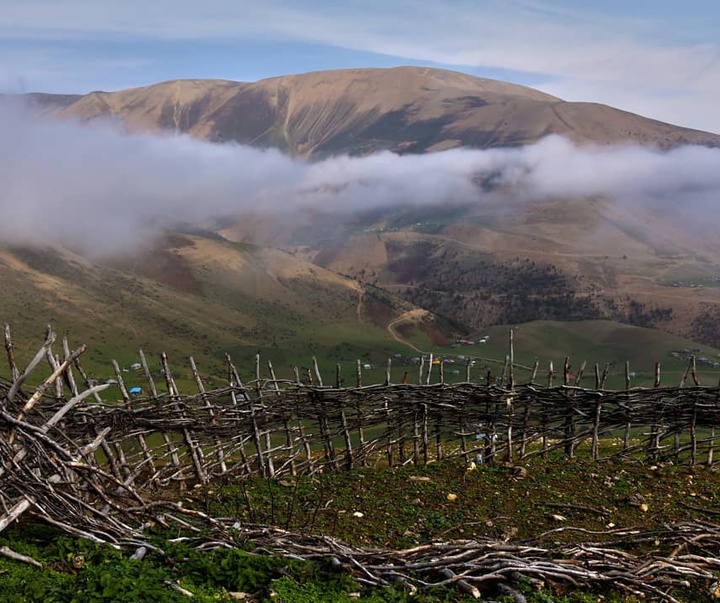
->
[0,546,42,568]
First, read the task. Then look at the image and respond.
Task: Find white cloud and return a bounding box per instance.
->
[2,100,720,256]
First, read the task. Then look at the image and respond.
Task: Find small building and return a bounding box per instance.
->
[129,387,143,396]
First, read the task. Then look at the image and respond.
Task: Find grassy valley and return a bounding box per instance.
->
[0,233,435,387]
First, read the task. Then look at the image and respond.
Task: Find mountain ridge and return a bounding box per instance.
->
[27,66,719,156]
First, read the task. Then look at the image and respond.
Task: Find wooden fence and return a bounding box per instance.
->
[2,326,720,494]
[4,325,720,600]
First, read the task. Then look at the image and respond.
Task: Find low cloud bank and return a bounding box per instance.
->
[1,99,719,255]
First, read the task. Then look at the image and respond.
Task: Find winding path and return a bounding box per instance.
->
[387,309,430,354]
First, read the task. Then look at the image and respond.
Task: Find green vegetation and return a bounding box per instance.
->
[381,319,720,388]
[198,455,720,550]
[0,528,389,603]
[2,455,719,602]
[6,310,720,393]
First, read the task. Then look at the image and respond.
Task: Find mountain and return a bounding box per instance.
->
[40,66,720,156]
[307,196,720,346]
[0,232,435,381]
[11,66,720,356]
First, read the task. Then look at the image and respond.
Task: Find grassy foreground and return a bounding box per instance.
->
[2,454,720,602]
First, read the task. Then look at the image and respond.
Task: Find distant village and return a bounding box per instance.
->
[362,335,492,374]
[671,348,720,369]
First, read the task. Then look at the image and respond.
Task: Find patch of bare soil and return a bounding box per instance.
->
[134,248,202,295]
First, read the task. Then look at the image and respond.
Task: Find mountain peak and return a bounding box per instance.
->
[43,66,720,156]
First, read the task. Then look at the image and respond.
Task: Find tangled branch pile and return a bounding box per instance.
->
[174,521,720,602]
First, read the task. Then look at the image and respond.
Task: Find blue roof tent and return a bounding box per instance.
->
[129,387,143,395]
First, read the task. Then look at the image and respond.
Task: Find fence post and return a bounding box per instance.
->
[3,324,19,382]
[356,397,367,467]
[227,353,267,478]
[164,353,208,484]
[574,361,586,387]
[269,359,296,476]
[680,356,693,388]
[384,396,394,466]
[500,356,509,388]
[508,329,515,390]
[690,394,698,465]
[691,356,700,386]
[529,359,539,385]
[563,357,575,458]
[192,355,227,476]
[312,356,323,387]
[625,361,631,391]
[623,361,632,452]
[709,386,719,466]
[226,354,252,475]
[600,364,609,389]
[591,392,602,461]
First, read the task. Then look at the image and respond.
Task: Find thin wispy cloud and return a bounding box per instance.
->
[2,101,719,256]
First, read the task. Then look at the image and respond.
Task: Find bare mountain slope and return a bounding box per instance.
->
[0,233,425,377]
[47,67,720,156]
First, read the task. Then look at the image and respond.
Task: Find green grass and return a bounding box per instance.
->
[0,525,482,603]
[2,454,714,602]
[7,317,720,394]
[420,320,720,388]
[197,454,720,549]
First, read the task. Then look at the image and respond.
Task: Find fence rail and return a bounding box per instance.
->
[4,325,720,597]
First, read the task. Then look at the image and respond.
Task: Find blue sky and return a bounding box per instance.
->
[1,0,719,133]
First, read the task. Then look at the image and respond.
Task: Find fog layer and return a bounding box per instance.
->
[1,100,719,255]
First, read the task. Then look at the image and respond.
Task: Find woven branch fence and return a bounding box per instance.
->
[4,325,720,600]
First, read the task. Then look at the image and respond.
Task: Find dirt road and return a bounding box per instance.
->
[387,309,430,354]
